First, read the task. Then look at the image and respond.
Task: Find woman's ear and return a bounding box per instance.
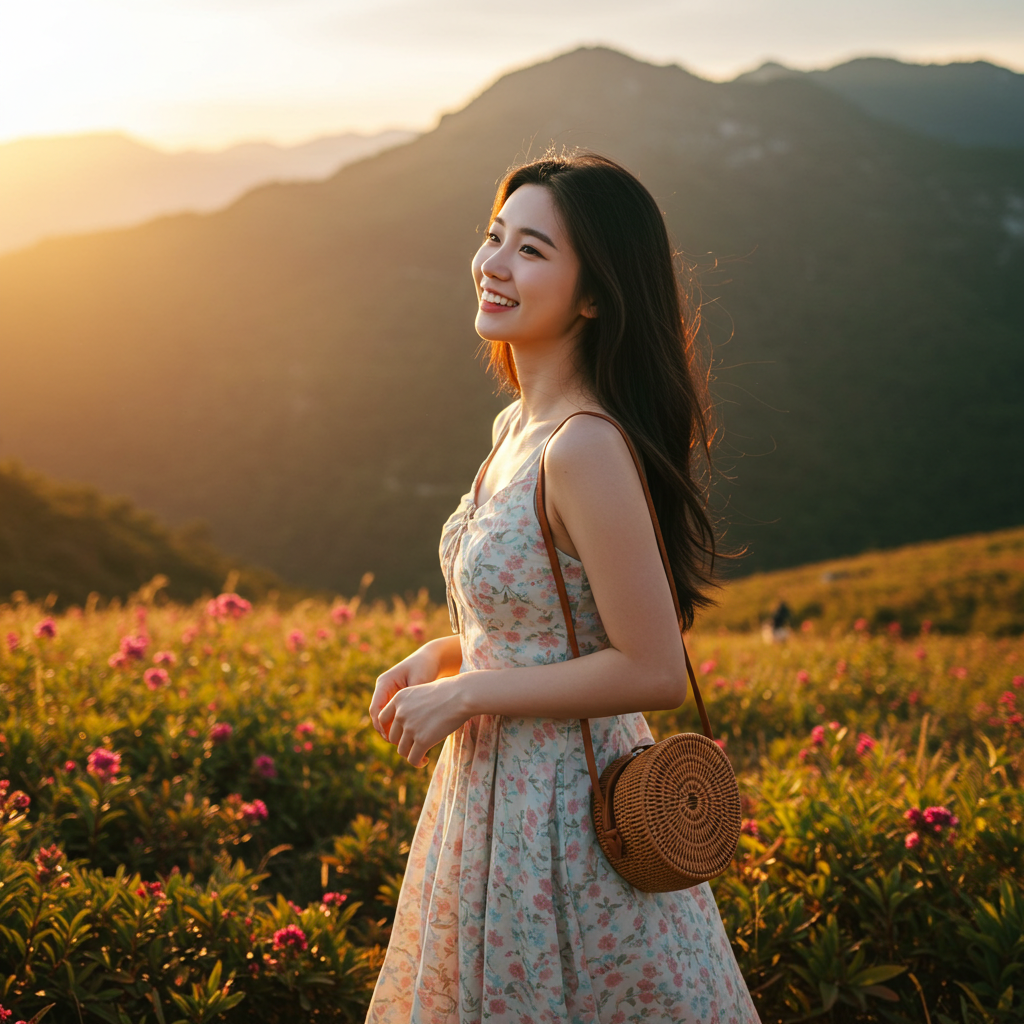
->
[581,298,599,319]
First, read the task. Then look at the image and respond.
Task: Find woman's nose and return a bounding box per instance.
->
[480,249,510,279]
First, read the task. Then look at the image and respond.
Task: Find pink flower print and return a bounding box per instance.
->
[210,722,233,744]
[505,554,524,570]
[33,618,57,639]
[604,972,623,988]
[598,933,617,951]
[588,883,601,898]
[498,570,515,585]
[643,963,658,979]
[153,650,177,666]
[143,667,169,691]
[253,754,276,779]
[512,605,529,619]
[509,962,526,982]
[504,631,521,644]
[87,747,121,784]
[532,892,552,912]
[331,604,353,624]
[488,1000,507,1015]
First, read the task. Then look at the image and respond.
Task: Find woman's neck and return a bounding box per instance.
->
[509,334,599,428]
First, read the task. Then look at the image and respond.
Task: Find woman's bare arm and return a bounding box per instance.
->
[379,415,690,765]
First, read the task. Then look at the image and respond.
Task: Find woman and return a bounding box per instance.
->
[366,152,759,1023]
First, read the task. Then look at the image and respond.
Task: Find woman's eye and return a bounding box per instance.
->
[520,244,540,256]
[486,231,500,242]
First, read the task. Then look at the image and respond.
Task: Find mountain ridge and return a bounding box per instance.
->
[1,46,1021,599]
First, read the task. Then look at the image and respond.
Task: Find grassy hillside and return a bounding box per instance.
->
[701,525,1024,637]
[1,47,1021,599]
[0,459,310,610]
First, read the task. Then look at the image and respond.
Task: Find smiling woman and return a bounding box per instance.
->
[365,152,759,1024]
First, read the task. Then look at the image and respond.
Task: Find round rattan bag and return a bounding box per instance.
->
[591,732,742,892]
[534,411,742,893]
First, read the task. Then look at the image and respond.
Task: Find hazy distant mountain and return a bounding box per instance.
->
[0,47,1021,601]
[0,129,416,255]
[738,57,1024,148]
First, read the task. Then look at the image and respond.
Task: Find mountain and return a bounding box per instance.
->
[697,525,1024,637]
[738,57,1024,149]
[0,460,304,610]
[0,129,416,256]
[0,46,1021,601]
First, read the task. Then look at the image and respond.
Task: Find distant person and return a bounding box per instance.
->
[366,153,759,1022]
[762,599,792,643]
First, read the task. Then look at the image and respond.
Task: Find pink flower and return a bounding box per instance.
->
[322,891,347,908]
[800,620,814,633]
[856,733,876,756]
[63,760,76,772]
[253,754,276,780]
[836,660,847,675]
[143,667,170,691]
[295,721,315,737]
[740,819,760,838]
[206,592,252,620]
[914,647,927,661]
[828,720,840,731]
[699,659,717,675]
[240,799,268,824]
[920,620,932,634]
[0,1004,12,1023]
[854,618,869,632]
[714,736,727,749]
[7,791,30,811]
[796,669,810,684]
[904,807,923,827]
[5,633,19,653]
[181,626,198,644]
[153,650,178,666]
[887,621,902,637]
[409,622,425,641]
[998,691,1017,708]
[1013,675,1024,689]
[107,651,128,668]
[33,618,57,639]
[210,722,234,744]
[923,806,959,832]
[316,627,331,641]
[34,843,64,884]
[286,629,306,652]
[330,604,353,624]
[272,924,308,953]
[950,666,968,680]
[136,881,164,899]
[904,831,921,850]
[87,747,121,784]
[798,748,809,762]
[120,634,148,660]
[810,725,826,747]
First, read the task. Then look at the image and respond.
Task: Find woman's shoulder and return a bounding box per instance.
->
[543,408,640,487]
[491,398,522,446]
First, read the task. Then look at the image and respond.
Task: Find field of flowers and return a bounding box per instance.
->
[0,572,1021,1023]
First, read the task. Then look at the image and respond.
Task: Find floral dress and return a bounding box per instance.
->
[365,406,760,1024]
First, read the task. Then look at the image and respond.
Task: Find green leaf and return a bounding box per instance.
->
[851,964,907,987]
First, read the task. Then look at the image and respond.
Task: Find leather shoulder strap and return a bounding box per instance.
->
[533,411,715,803]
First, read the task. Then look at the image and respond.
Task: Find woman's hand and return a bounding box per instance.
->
[377,675,471,768]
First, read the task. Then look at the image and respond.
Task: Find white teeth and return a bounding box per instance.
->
[482,289,517,307]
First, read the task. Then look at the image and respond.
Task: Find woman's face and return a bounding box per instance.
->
[471,183,594,346]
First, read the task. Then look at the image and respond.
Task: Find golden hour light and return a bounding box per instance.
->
[1,2,1022,1022]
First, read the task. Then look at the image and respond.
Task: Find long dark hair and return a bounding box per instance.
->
[483,151,719,627]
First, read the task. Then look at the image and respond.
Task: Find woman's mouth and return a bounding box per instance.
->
[480,288,519,312]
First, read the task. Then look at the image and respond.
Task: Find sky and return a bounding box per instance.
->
[2,0,1023,150]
